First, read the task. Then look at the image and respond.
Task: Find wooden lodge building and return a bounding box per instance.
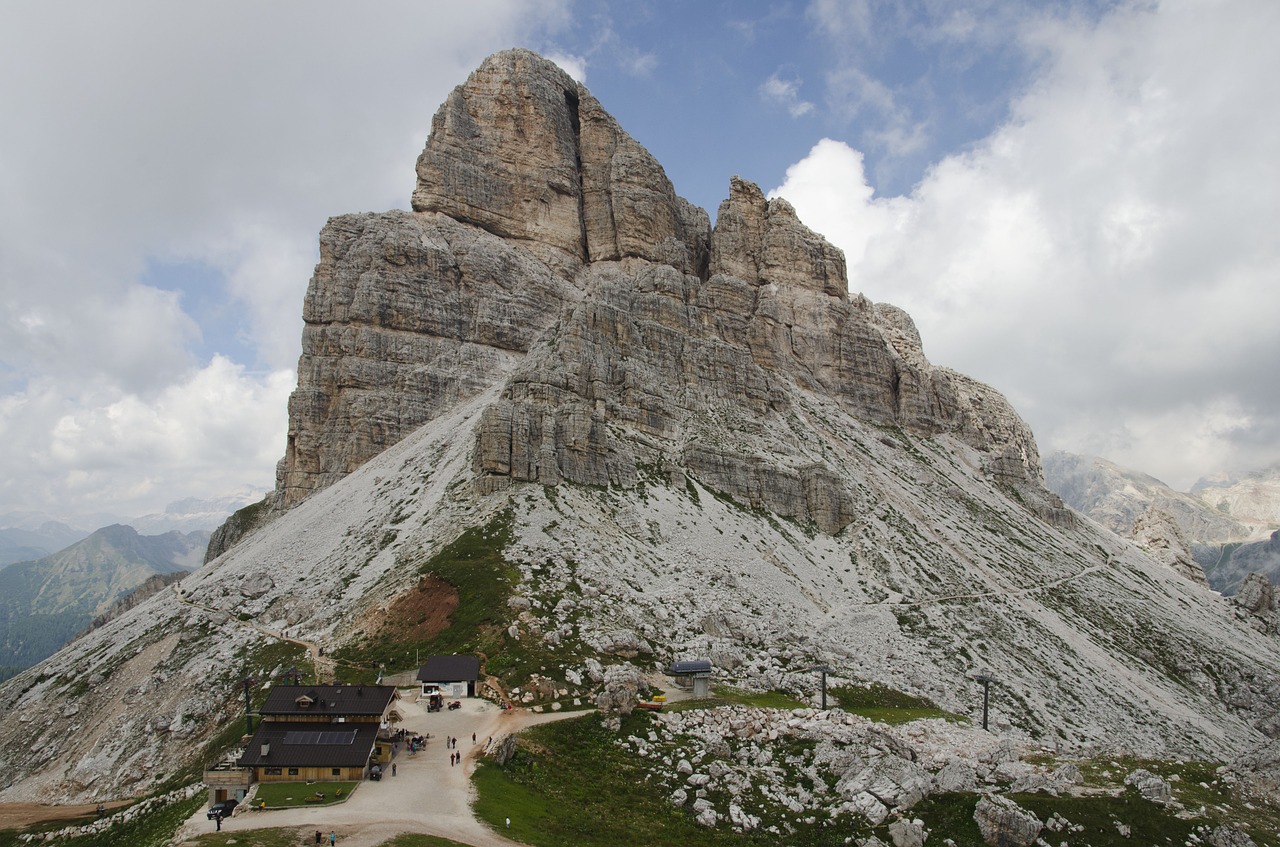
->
[234,685,401,783]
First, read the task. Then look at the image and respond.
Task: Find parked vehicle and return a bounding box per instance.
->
[207,799,238,819]
[370,763,382,781]
[447,700,461,710]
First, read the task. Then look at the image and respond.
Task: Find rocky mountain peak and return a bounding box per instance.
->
[1130,504,1210,587]
[274,47,1051,517]
[711,176,848,298]
[13,50,1280,810]
[410,48,709,277]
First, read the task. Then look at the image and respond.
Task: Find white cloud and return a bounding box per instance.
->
[546,51,588,83]
[807,0,876,42]
[761,72,816,118]
[2,358,293,524]
[0,0,573,523]
[775,0,1280,490]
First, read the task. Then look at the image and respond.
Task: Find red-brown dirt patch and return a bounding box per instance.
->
[380,575,458,641]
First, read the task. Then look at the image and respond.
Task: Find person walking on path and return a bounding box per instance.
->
[472,732,476,744]
[392,762,397,776]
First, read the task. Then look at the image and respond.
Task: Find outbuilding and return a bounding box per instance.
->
[668,659,712,698]
[416,655,481,699]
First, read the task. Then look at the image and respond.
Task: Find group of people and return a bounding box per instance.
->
[443,732,481,767]
[314,831,336,845]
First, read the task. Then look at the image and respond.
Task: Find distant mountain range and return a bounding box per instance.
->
[0,524,208,683]
[1043,452,1280,594]
[0,488,265,570]
[0,522,88,568]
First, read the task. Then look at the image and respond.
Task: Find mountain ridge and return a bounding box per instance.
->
[0,524,208,683]
[1,49,1278,816]
[1044,450,1280,594]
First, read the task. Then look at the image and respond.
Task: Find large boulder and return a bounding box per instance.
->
[1235,572,1276,615]
[973,794,1043,847]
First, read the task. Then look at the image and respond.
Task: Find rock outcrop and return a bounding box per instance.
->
[1235,572,1276,615]
[1131,505,1210,586]
[273,47,1056,531]
[973,794,1042,847]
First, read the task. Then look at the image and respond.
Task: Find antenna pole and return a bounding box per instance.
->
[242,676,254,735]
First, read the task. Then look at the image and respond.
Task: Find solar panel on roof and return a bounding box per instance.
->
[282,730,357,746]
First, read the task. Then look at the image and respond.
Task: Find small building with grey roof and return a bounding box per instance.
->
[416,655,481,698]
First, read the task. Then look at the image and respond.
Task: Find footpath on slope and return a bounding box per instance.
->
[172,583,341,682]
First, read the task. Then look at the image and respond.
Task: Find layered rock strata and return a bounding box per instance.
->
[277,48,1058,531]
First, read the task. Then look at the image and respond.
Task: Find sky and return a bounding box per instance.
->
[1,0,1277,528]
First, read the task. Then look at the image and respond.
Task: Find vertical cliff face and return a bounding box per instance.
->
[274,47,1052,527]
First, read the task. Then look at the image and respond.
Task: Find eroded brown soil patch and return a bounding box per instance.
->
[379,575,458,641]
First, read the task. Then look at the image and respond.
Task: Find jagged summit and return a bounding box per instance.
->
[3,50,1279,809]
[273,47,1050,530]
[412,48,710,275]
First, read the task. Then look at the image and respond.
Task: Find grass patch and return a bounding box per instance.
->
[1066,756,1280,845]
[662,687,807,713]
[1015,790,1199,846]
[713,686,807,709]
[867,792,985,845]
[335,510,519,677]
[252,780,357,808]
[829,682,965,725]
[375,835,476,847]
[185,828,475,847]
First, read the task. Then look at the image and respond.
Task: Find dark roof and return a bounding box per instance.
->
[236,721,379,769]
[416,655,481,683]
[259,685,397,718]
[669,659,712,675]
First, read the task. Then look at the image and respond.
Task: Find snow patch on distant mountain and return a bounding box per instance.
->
[126,487,268,534]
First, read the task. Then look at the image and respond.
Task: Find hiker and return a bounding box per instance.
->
[472,732,476,744]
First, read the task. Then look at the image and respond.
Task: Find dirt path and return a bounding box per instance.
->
[172,583,343,682]
[0,800,129,830]
[171,694,580,847]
